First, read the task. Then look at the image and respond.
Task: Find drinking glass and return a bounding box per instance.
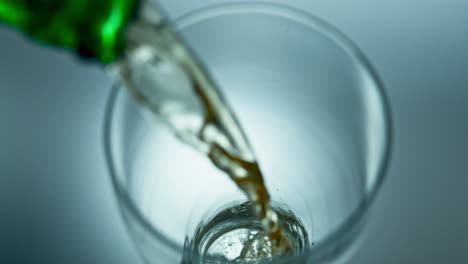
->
[104,2,392,263]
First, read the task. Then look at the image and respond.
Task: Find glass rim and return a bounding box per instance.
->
[104,1,393,262]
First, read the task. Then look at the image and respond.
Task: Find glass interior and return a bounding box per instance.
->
[104,3,391,263]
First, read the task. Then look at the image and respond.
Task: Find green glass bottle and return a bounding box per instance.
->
[0,0,140,63]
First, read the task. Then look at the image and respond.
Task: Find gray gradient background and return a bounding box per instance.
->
[1,0,467,263]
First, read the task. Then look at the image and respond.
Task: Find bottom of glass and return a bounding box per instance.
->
[182,202,309,263]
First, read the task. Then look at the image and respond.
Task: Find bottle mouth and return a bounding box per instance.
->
[104,2,392,263]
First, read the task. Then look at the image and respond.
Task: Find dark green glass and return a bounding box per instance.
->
[0,0,140,63]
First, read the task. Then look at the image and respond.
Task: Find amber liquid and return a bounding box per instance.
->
[120,20,291,258]
[192,79,290,253]
[207,144,290,253]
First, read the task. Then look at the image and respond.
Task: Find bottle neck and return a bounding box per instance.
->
[0,0,141,64]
